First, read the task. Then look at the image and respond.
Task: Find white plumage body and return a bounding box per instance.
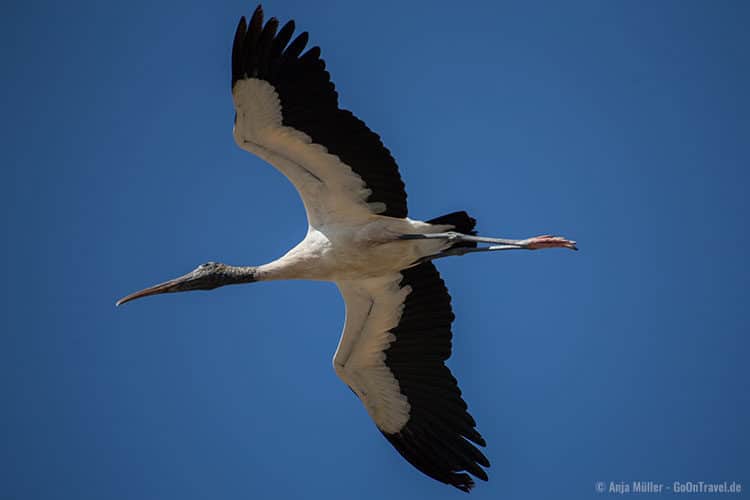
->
[255,219,451,282]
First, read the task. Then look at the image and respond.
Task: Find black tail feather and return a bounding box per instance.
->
[427,211,477,248]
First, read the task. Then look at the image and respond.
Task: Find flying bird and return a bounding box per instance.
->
[117,5,577,492]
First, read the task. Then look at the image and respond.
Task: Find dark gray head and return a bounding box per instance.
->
[116,262,256,306]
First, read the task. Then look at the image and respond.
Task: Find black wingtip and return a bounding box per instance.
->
[452,473,475,493]
[249,5,264,33]
[231,16,248,87]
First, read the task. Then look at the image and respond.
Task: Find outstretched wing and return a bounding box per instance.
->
[333,263,489,492]
[231,6,408,227]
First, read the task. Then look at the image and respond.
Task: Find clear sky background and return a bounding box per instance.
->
[2,1,748,499]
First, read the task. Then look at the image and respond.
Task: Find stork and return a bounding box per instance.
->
[117,6,577,492]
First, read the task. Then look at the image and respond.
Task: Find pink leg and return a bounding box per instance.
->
[520,234,578,251]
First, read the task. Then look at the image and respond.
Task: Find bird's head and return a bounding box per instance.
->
[116,262,256,306]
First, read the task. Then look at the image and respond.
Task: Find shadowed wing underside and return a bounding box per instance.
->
[231,6,408,226]
[334,263,489,491]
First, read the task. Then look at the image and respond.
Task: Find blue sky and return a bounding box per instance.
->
[2,1,748,499]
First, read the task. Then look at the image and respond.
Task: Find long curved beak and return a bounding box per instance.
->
[116,273,193,306]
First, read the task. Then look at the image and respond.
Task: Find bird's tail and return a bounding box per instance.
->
[427,210,478,248]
